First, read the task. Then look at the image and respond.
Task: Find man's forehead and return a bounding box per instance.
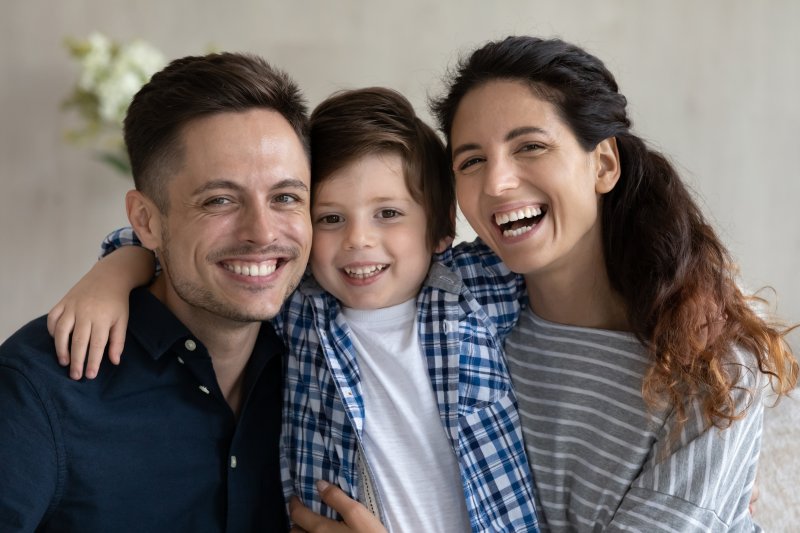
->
[170,109,310,191]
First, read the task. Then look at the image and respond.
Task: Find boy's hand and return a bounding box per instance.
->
[289,481,387,533]
[46,246,155,380]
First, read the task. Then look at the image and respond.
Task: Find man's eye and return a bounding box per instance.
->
[379,209,400,219]
[275,194,298,204]
[205,197,231,206]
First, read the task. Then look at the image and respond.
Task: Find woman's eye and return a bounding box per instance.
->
[520,142,543,153]
[379,209,400,219]
[458,157,483,172]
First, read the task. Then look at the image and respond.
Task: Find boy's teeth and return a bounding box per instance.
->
[344,264,386,278]
[494,206,542,226]
[224,261,277,277]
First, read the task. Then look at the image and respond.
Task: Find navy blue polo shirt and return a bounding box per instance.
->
[0,288,288,532]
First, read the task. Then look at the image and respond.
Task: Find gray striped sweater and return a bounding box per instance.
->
[506,308,764,532]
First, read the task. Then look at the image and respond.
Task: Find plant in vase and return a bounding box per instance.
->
[62,32,165,176]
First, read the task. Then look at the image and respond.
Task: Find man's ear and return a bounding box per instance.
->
[594,136,621,194]
[125,190,163,250]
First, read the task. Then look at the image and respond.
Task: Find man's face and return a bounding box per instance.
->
[154,109,311,327]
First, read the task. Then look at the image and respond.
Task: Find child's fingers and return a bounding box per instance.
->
[47,303,65,337]
[107,320,127,366]
[52,312,76,367]
[69,320,92,380]
[84,326,110,380]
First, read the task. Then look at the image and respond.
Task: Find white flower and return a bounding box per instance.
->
[63,33,166,176]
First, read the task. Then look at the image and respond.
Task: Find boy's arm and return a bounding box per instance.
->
[448,239,526,339]
[47,227,155,380]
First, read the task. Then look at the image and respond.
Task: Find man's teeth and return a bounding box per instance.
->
[224,262,277,277]
[344,264,386,279]
[494,206,543,226]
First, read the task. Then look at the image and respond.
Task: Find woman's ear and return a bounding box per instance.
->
[125,190,163,251]
[594,137,621,194]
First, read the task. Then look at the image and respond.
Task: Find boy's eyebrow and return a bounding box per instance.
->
[313,195,413,208]
[451,126,549,159]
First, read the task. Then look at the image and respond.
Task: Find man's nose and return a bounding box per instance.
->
[239,204,277,245]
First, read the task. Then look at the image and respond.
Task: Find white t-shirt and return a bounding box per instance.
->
[342,299,471,533]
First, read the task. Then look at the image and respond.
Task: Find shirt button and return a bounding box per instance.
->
[443,321,450,333]
[199,385,210,394]
[185,339,197,351]
[230,455,238,469]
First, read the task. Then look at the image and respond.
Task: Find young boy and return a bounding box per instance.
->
[49,88,539,532]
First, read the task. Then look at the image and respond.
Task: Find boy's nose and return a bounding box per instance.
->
[343,221,375,250]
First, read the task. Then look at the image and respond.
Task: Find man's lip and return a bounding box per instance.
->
[219,257,283,278]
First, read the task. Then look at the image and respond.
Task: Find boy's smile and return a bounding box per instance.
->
[309,152,435,310]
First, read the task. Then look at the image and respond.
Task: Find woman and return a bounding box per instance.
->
[430,36,797,531]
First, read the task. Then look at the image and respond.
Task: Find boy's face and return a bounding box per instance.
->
[310,152,434,310]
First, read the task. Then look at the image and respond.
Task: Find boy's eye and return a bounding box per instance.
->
[317,214,343,224]
[379,209,400,219]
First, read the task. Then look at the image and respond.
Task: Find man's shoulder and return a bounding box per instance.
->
[0,315,64,377]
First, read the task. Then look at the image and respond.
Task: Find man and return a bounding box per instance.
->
[0,52,312,531]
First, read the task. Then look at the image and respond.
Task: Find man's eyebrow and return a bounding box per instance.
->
[191,180,243,195]
[190,178,309,196]
[452,126,550,160]
[272,178,309,192]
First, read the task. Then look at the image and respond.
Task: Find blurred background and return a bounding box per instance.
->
[1,1,797,528]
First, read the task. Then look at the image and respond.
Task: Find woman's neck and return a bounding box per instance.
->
[524,257,630,332]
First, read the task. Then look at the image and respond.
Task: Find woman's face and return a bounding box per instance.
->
[450,79,619,280]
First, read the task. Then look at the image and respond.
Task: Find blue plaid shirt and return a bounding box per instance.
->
[102,229,539,532]
[276,239,539,533]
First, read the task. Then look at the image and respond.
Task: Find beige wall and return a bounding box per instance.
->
[2,1,798,344]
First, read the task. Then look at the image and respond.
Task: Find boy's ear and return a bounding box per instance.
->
[433,205,457,254]
[594,136,621,194]
[434,235,454,254]
[125,190,163,250]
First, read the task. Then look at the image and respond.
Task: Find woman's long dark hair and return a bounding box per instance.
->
[431,36,797,430]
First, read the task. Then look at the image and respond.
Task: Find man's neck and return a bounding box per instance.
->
[148,278,260,415]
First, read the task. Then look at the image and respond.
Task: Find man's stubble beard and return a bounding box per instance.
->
[158,226,303,323]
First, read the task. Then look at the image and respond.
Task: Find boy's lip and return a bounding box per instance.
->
[341,262,389,280]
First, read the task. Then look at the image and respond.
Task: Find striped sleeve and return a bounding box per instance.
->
[609,348,765,532]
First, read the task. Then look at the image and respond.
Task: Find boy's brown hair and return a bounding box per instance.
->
[309,87,454,251]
